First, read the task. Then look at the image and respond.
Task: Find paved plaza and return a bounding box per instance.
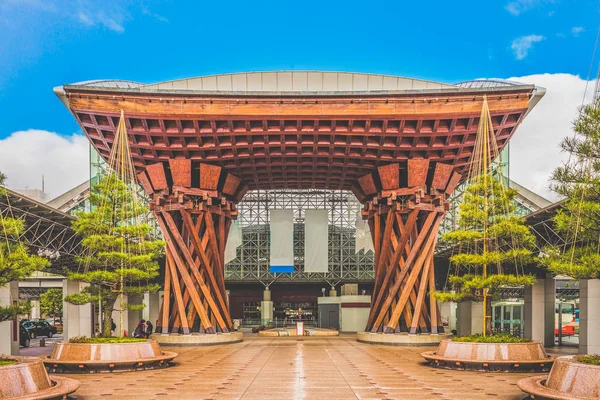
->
[24,334,574,400]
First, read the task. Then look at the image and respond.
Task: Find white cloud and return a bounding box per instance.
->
[506,73,596,201]
[77,11,93,26]
[0,130,89,199]
[572,26,585,36]
[505,0,551,15]
[511,34,545,60]
[78,10,125,33]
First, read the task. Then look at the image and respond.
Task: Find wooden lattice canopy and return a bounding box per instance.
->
[55,72,544,335]
[55,72,543,197]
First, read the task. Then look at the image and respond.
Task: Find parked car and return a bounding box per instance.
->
[19,324,30,347]
[21,320,57,338]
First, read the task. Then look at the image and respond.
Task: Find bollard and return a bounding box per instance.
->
[40,338,45,347]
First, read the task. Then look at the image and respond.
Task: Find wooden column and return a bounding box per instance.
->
[356,161,461,334]
[139,161,243,335]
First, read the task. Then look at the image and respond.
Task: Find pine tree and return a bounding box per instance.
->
[40,288,63,324]
[542,102,600,279]
[436,174,537,335]
[64,174,163,337]
[0,172,50,322]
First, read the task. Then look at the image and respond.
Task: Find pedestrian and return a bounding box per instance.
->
[145,320,154,337]
[111,318,116,334]
[133,319,146,338]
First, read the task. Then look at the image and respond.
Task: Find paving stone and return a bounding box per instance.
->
[47,335,556,399]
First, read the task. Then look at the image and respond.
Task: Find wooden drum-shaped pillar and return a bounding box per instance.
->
[138,160,248,334]
[352,161,461,334]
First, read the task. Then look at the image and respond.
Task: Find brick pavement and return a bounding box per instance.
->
[42,335,547,400]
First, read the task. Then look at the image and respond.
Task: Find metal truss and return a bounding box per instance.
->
[0,188,83,266]
[19,287,52,300]
[225,189,375,284]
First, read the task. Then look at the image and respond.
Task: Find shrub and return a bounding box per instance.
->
[68,336,146,344]
[576,354,600,365]
[452,333,531,343]
[0,358,18,366]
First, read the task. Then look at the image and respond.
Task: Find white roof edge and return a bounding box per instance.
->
[140,71,459,91]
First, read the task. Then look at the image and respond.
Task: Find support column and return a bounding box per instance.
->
[62,280,93,340]
[30,299,41,320]
[456,301,483,336]
[439,301,457,333]
[524,276,555,346]
[143,291,160,332]
[364,195,446,334]
[357,161,460,335]
[140,161,241,335]
[579,279,600,354]
[261,288,273,325]
[0,282,20,355]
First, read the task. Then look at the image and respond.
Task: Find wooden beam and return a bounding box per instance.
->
[377,163,399,190]
[407,159,429,188]
[383,214,443,331]
[155,212,214,332]
[137,171,154,195]
[409,246,434,334]
[180,210,232,329]
[165,247,191,334]
[199,163,222,190]
[222,173,242,196]
[431,163,453,190]
[358,173,377,196]
[169,159,192,187]
[370,211,437,332]
[146,163,168,190]
[367,209,419,329]
[445,171,462,195]
[161,211,228,331]
[160,244,172,334]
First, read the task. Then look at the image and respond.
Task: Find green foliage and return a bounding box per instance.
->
[452,333,531,343]
[40,288,63,320]
[68,336,147,344]
[437,175,537,302]
[0,358,18,366]
[543,103,600,279]
[0,171,50,322]
[0,303,31,323]
[66,174,164,336]
[576,354,600,365]
[433,274,536,302]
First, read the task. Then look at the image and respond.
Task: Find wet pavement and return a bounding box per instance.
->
[25,334,577,400]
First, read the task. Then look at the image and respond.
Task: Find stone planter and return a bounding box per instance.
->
[422,339,553,372]
[150,332,243,346]
[44,339,177,373]
[518,356,600,399]
[0,356,79,399]
[357,332,452,346]
[259,328,339,337]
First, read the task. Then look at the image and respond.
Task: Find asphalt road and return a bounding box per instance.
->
[20,334,62,357]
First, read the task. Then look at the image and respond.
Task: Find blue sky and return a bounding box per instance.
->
[0,0,597,138]
[0,0,598,199]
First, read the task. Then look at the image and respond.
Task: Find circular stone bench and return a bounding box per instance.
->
[518,356,600,399]
[0,356,79,399]
[258,328,339,337]
[357,332,452,346]
[44,339,177,373]
[421,339,553,372]
[150,331,243,346]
